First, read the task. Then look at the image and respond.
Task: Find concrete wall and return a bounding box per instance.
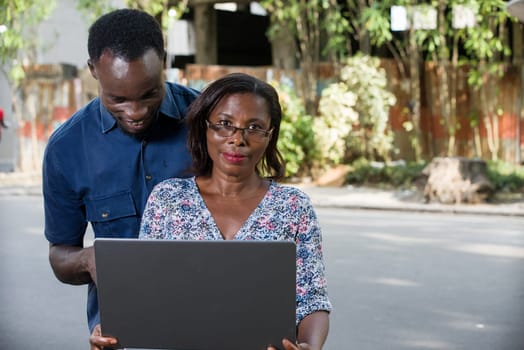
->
[37,0,91,69]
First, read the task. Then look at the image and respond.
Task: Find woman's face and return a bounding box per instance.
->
[206,93,272,179]
[89,48,165,136]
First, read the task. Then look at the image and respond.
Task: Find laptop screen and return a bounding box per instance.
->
[94,238,297,350]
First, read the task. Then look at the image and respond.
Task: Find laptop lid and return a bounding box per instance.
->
[94,238,296,350]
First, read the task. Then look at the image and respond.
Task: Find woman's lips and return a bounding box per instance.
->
[223,152,247,163]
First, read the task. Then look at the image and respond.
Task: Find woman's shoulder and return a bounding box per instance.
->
[269,182,312,203]
[152,177,196,196]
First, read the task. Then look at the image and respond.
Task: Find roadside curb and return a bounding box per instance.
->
[297,185,524,217]
[1,173,523,217]
[0,186,42,197]
[308,201,524,217]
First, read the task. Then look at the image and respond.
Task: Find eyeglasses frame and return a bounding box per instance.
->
[205,120,274,141]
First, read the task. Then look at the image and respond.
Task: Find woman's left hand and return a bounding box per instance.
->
[267,338,316,350]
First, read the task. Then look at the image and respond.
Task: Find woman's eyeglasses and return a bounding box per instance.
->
[206,120,273,142]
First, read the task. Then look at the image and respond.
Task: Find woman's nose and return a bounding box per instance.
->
[229,130,247,146]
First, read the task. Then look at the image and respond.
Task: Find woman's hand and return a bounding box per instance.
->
[89,324,119,350]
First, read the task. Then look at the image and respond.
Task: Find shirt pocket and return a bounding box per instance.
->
[85,191,139,238]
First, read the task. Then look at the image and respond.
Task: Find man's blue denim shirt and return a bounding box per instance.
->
[43,82,199,332]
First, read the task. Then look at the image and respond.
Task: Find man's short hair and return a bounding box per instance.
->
[87,8,165,63]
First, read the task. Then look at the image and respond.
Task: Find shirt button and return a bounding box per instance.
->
[101,212,109,218]
[145,175,152,181]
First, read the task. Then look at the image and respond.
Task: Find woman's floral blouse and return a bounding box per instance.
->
[139,177,332,324]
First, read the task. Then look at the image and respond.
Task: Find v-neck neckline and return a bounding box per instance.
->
[191,177,273,240]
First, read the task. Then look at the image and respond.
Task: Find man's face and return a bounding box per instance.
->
[89,48,165,136]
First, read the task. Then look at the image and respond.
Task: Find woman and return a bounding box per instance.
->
[90,73,332,350]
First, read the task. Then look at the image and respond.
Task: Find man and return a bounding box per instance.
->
[43,8,198,332]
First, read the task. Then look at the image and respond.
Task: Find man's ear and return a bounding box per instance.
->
[87,59,98,80]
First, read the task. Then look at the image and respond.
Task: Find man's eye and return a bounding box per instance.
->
[142,90,159,100]
[111,97,126,103]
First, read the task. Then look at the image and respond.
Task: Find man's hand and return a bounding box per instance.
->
[89,324,118,350]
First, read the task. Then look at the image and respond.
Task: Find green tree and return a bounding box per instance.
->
[0,0,55,84]
[360,1,425,162]
[261,0,340,115]
[412,0,510,159]
[75,0,189,65]
[313,0,427,162]
[76,0,189,29]
[75,0,115,23]
[0,0,56,170]
[462,0,511,160]
[359,1,511,160]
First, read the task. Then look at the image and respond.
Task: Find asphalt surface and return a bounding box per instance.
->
[2,197,524,349]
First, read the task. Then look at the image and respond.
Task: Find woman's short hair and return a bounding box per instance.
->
[187,72,285,180]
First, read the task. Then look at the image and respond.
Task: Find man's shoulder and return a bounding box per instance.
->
[46,99,100,149]
[165,81,200,99]
[160,82,200,119]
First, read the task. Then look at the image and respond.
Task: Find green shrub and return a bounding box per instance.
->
[346,158,524,194]
[486,160,524,192]
[271,80,319,179]
[345,158,427,188]
[316,55,397,165]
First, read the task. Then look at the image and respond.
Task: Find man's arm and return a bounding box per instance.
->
[49,243,97,285]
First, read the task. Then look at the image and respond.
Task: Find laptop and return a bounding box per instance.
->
[94,238,297,350]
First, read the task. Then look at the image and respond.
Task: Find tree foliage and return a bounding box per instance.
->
[0,0,56,84]
[76,0,189,29]
[355,0,512,160]
[261,0,341,114]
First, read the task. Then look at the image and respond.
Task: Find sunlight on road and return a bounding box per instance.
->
[400,338,455,349]
[362,277,420,287]
[453,244,524,259]
[363,232,444,245]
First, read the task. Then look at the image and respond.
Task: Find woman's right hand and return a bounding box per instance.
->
[89,324,119,350]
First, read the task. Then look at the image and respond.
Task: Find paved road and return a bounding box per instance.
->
[0,196,87,348]
[321,208,524,350]
[1,196,524,349]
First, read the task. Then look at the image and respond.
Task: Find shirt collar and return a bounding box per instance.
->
[99,83,183,134]
[158,83,185,120]
[100,102,117,133]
